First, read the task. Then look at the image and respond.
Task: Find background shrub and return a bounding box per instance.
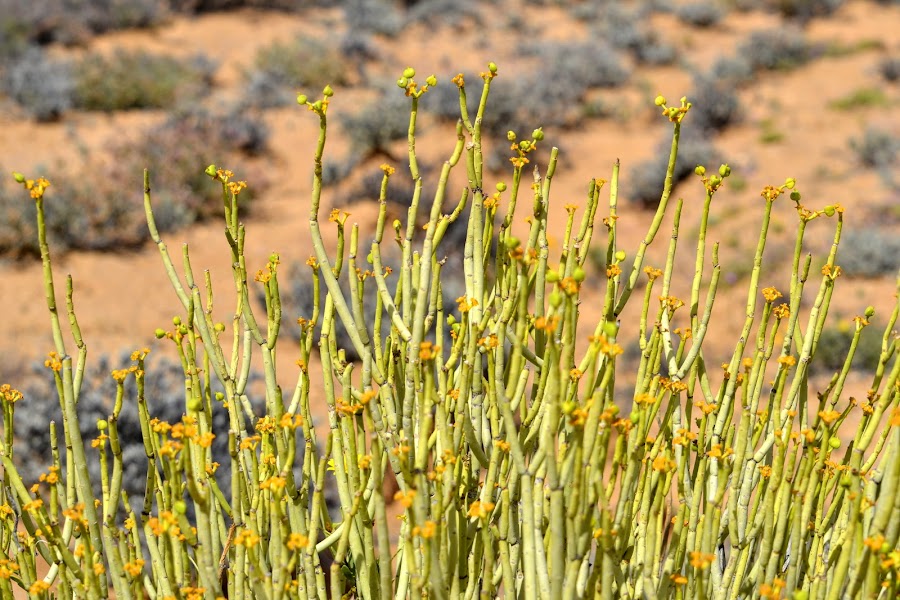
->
[627,132,717,209]
[245,36,350,107]
[342,90,411,160]
[1,47,74,121]
[878,56,900,83]
[809,324,883,374]
[0,107,268,258]
[676,2,725,27]
[739,27,815,72]
[835,228,900,278]
[73,50,216,112]
[850,126,898,169]
[688,74,741,133]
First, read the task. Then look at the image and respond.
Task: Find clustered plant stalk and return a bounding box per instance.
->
[1,62,899,600]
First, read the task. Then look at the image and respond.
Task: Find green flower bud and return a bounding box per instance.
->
[602,320,619,337]
[173,316,182,326]
[507,130,516,142]
[694,165,706,176]
[215,392,225,401]
[174,501,187,515]
[403,67,416,79]
[793,592,809,600]
[630,411,641,424]
[269,252,279,263]
[447,315,457,326]
[488,62,498,74]
[608,404,619,415]
[719,163,731,177]
[323,85,334,97]
[829,436,841,449]
[865,306,875,318]
[654,95,666,107]
[366,252,373,264]
[708,175,721,187]
[532,127,544,141]
[204,164,217,178]
[549,290,562,308]
[546,269,560,283]
[614,250,626,262]
[393,219,402,231]
[178,324,189,336]
[496,182,507,192]
[425,75,437,87]
[154,328,166,339]
[573,266,586,282]
[12,172,25,183]
[823,205,835,217]
[214,322,225,333]
[790,191,801,202]
[296,94,308,105]
[561,400,576,415]
[187,395,202,411]
[518,140,530,151]
[839,474,852,488]
[784,178,796,189]
[97,419,108,431]
[311,100,323,112]
[504,236,521,249]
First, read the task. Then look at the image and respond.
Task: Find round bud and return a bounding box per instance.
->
[97,419,108,431]
[323,85,334,97]
[708,175,721,187]
[793,592,809,600]
[549,290,562,308]
[296,94,308,105]
[532,127,544,141]
[178,324,189,336]
[488,62,498,74]
[173,316,182,326]
[187,396,202,411]
[504,236,521,249]
[12,172,25,183]
[608,405,619,415]
[366,252,373,264]
[215,392,225,401]
[392,219,402,230]
[174,501,187,515]
[790,191,801,202]
[311,100,323,112]
[546,270,560,283]
[602,320,619,337]
[614,250,626,262]
[507,131,516,142]
[496,182,507,192]
[694,165,706,176]
[839,474,852,488]
[154,328,166,339]
[518,140,530,151]
[654,95,666,107]
[403,67,416,79]
[204,165,217,178]
[630,411,641,424]
[829,436,841,449]
[447,315,457,325]
[718,164,731,178]
[214,322,225,333]
[823,205,835,217]
[865,306,875,318]
[784,178,796,189]
[561,401,575,415]
[573,267,586,282]
[269,252,279,263]
[425,75,437,87]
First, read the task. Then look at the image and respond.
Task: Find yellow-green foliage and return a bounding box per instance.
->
[2,64,900,600]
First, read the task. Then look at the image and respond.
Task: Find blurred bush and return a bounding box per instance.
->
[243,36,350,108]
[836,228,900,278]
[73,51,216,112]
[0,107,268,258]
[627,132,717,209]
[810,324,883,374]
[738,27,815,72]
[0,46,74,121]
[676,2,725,27]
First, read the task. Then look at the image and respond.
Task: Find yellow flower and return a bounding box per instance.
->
[818,410,840,425]
[0,384,23,404]
[29,581,51,594]
[287,533,309,551]
[235,528,260,549]
[467,500,495,519]
[689,551,715,569]
[393,489,417,508]
[761,286,782,302]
